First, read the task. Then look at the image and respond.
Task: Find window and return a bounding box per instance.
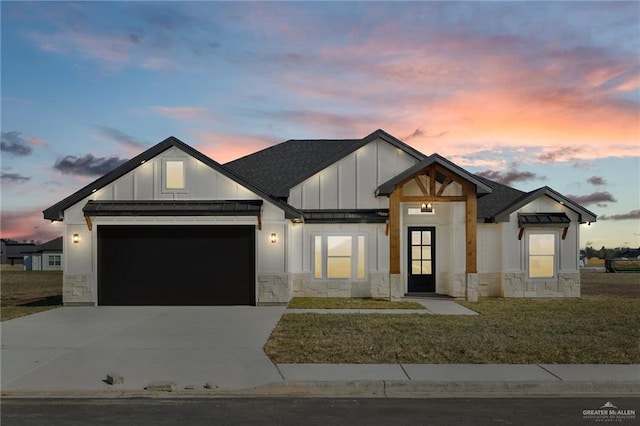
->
[48,255,61,267]
[528,233,555,278]
[164,160,185,190]
[313,234,366,280]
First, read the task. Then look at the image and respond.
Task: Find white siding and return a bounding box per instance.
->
[289,138,418,209]
[502,195,581,273]
[62,146,289,299]
[288,223,387,274]
[478,224,503,273]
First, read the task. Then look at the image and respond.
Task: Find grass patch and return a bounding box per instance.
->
[265,296,640,364]
[288,297,425,310]
[580,270,639,297]
[1,269,62,321]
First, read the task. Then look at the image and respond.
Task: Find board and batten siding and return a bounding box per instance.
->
[502,195,580,273]
[62,147,289,304]
[288,138,419,209]
[287,223,389,274]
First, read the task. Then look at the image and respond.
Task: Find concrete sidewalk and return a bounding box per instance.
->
[285,299,478,315]
[1,306,638,397]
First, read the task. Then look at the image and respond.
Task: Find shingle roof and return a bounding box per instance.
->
[83,200,263,217]
[474,176,526,221]
[39,236,63,252]
[225,129,426,198]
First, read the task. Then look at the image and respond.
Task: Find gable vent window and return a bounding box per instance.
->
[165,160,185,190]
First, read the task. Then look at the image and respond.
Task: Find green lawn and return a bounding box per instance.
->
[288,297,425,310]
[265,296,640,364]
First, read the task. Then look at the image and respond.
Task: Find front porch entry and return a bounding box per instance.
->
[379,154,493,301]
[407,226,436,292]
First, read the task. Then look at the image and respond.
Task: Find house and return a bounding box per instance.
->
[23,237,63,271]
[616,248,640,260]
[0,239,36,265]
[43,129,596,306]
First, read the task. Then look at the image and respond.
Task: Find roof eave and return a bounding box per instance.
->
[492,186,598,223]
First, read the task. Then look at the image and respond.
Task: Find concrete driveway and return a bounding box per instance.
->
[1,306,286,392]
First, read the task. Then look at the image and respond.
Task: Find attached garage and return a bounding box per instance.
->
[98,225,256,306]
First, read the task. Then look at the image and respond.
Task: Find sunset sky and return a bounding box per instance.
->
[2,1,639,249]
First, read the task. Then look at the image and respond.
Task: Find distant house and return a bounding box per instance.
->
[23,237,63,271]
[616,248,640,260]
[0,239,36,265]
[43,130,597,306]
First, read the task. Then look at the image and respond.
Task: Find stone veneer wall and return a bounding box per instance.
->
[257,274,290,305]
[63,274,94,305]
[502,272,580,298]
[292,272,396,299]
[477,273,502,297]
[439,273,466,298]
[466,273,478,302]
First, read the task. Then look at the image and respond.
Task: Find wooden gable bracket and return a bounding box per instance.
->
[436,176,453,196]
[85,216,93,231]
[518,226,524,240]
[413,176,429,196]
[257,213,262,231]
[429,167,436,196]
[385,221,389,236]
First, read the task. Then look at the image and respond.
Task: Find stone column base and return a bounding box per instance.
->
[466,273,478,302]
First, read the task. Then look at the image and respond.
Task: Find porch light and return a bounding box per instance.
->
[72,233,80,244]
[270,233,278,244]
[420,202,433,213]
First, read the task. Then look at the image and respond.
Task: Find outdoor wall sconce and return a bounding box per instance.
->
[72,233,80,244]
[270,233,278,244]
[420,202,433,213]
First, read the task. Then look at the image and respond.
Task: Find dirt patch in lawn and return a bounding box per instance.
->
[0,268,63,321]
[265,296,640,364]
[580,270,639,297]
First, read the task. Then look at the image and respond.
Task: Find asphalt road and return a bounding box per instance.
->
[2,397,638,425]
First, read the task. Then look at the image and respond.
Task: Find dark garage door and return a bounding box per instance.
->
[98,225,255,306]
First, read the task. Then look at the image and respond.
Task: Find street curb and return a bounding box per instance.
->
[2,381,639,399]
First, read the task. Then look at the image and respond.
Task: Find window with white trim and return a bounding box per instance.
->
[528,233,556,278]
[163,159,185,191]
[48,254,61,267]
[313,234,366,280]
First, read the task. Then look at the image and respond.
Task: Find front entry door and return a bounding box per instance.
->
[408,227,436,292]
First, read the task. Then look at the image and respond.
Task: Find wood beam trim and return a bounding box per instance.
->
[436,176,453,196]
[434,164,466,186]
[389,190,400,274]
[429,167,436,197]
[518,227,525,240]
[258,214,262,231]
[562,226,569,240]
[413,176,429,196]
[400,195,466,202]
[465,182,477,274]
[85,216,93,232]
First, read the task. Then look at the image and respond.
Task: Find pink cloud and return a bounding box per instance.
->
[28,137,48,147]
[1,209,63,243]
[190,131,276,164]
